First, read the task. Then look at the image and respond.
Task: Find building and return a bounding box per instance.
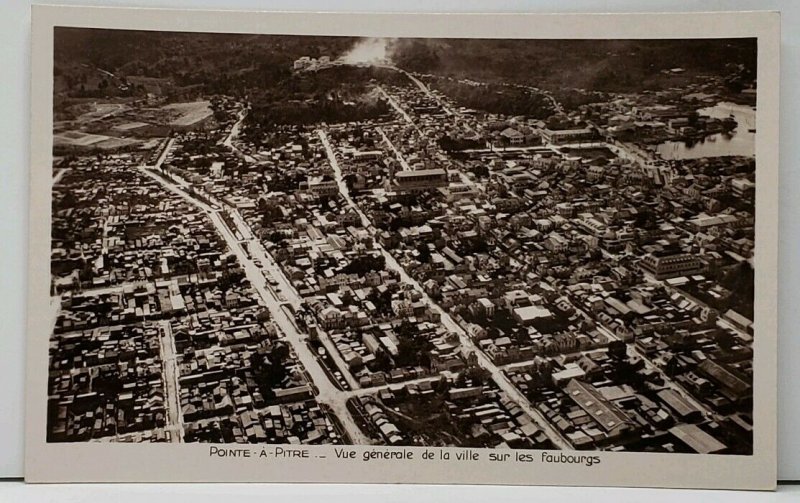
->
[223,195,257,210]
[685,214,739,232]
[473,297,495,317]
[500,127,525,145]
[541,127,595,145]
[293,56,311,70]
[513,305,554,326]
[667,117,691,133]
[307,176,339,197]
[393,169,448,192]
[657,389,702,422]
[697,359,752,405]
[352,150,384,162]
[564,379,636,442]
[731,178,756,198]
[669,424,727,454]
[638,252,706,280]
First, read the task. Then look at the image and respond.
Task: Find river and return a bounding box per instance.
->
[655,101,756,160]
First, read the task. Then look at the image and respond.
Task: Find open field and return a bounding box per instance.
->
[163,100,213,127]
[53,130,141,149]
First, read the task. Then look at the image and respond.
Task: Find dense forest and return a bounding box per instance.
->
[387,38,757,94]
[241,66,399,140]
[54,29,356,98]
[427,78,556,119]
[55,30,756,99]
[53,29,756,130]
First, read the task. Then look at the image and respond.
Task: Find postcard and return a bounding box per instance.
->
[26,5,779,489]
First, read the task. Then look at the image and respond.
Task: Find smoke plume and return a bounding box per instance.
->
[341,38,393,65]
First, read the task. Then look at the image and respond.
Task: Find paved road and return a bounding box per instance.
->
[511,82,562,115]
[374,85,476,188]
[138,165,371,445]
[219,108,368,436]
[384,66,455,116]
[377,245,574,450]
[569,295,720,423]
[603,140,657,168]
[602,322,719,421]
[48,295,62,337]
[53,168,68,186]
[222,109,257,163]
[318,130,371,228]
[388,67,483,136]
[151,138,175,170]
[319,129,573,451]
[443,76,561,114]
[134,160,570,448]
[227,209,361,392]
[376,127,413,171]
[376,86,417,128]
[158,320,184,443]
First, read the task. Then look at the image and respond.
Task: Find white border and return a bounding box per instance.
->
[25,6,780,489]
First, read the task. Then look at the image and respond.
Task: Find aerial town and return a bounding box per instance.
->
[48,32,756,455]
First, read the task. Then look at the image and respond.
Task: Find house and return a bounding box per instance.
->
[500,127,525,145]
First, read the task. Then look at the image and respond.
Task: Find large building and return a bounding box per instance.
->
[564,379,637,443]
[638,252,706,280]
[669,424,727,454]
[541,127,596,145]
[392,168,448,192]
[307,176,339,197]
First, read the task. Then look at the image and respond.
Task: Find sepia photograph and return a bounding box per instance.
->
[26,6,779,489]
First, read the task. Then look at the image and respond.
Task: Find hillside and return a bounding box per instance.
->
[388,38,757,94]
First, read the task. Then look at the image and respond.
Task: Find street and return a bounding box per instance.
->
[138,164,372,445]
[376,86,417,129]
[376,126,413,172]
[157,320,184,443]
[319,128,574,450]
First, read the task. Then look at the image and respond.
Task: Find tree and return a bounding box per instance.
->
[416,243,432,263]
[462,366,490,386]
[271,341,290,363]
[608,340,627,360]
[343,254,385,275]
[251,349,287,395]
[371,348,393,372]
[394,321,433,368]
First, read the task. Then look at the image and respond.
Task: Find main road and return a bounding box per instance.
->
[372,88,478,188]
[376,85,417,129]
[381,65,481,137]
[380,65,455,116]
[318,129,573,450]
[376,127,413,172]
[151,137,175,170]
[53,168,68,186]
[157,320,184,443]
[227,209,362,392]
[138,166,371,445]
